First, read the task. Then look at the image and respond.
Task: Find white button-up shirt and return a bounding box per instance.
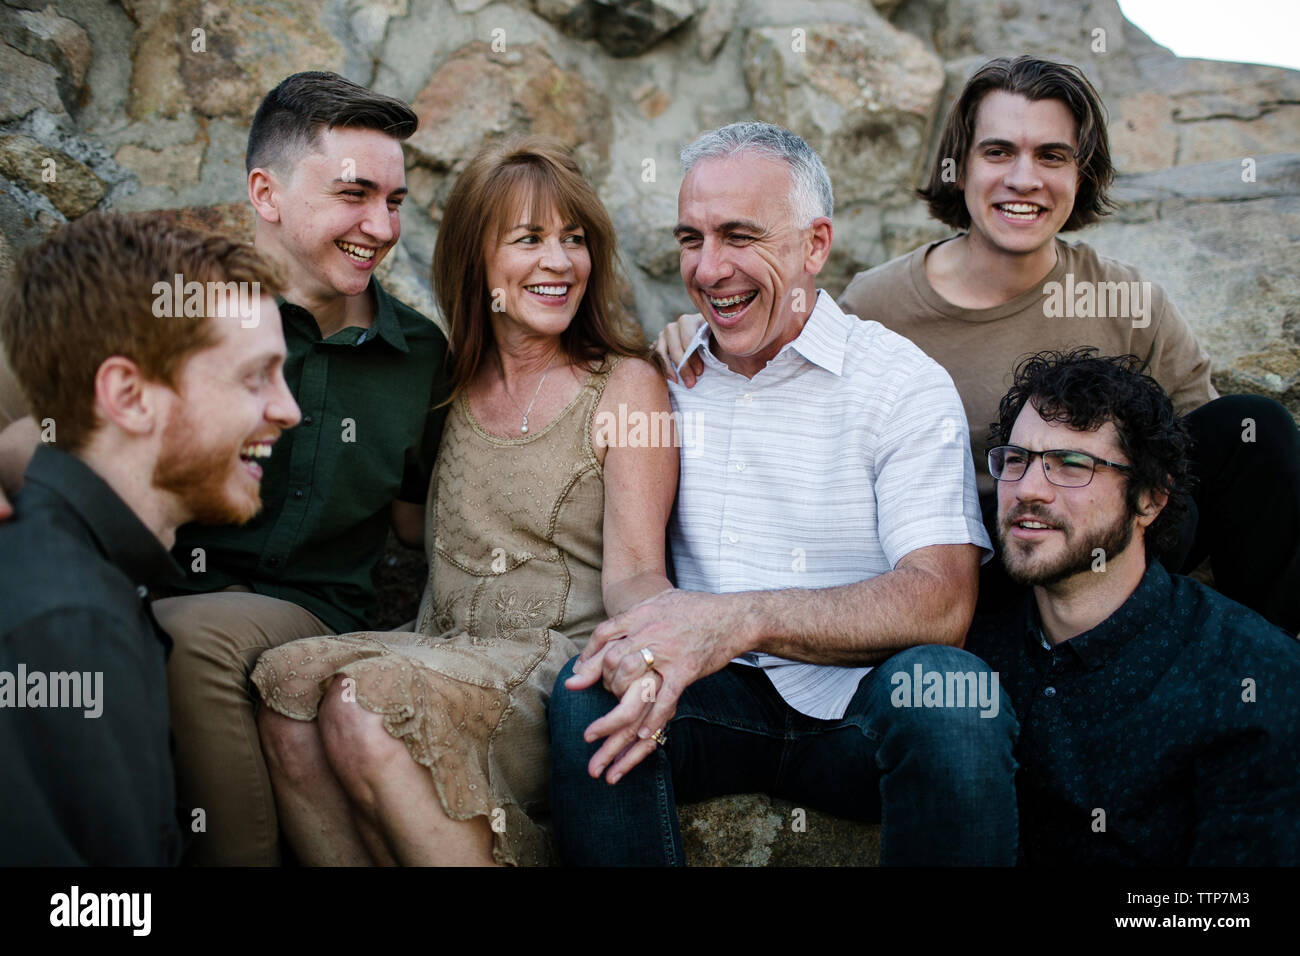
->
[669,290,992,719]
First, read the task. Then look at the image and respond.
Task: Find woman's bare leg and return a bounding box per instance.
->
[317,682,499,867]
[258,706,376,865]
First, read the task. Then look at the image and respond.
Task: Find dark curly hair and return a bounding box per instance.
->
[917,55,1116,232]
[989,349,1193,561]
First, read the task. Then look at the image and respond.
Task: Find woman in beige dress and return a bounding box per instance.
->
[251,137,677,865]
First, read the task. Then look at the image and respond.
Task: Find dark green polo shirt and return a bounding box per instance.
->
[171,278,449,632]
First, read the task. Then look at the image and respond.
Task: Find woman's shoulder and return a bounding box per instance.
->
[594,353,669,404]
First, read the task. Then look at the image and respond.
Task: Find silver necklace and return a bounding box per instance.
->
[504,355,555,434]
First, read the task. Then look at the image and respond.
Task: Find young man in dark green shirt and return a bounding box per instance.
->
[0,213,298,865]
[0,73,450,865]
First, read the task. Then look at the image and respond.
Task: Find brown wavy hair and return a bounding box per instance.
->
[917,55,1116,232]
[432,136,648,400]
[0,212,283,452]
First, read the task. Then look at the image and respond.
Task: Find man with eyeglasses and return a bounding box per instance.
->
[965,348,1299,866]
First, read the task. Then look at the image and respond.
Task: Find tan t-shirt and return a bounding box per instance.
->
[839,237,1217,496]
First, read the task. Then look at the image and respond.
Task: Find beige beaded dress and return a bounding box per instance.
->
[251,357,621,866]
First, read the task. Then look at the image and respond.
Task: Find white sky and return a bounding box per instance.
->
[1118,0,1300,71]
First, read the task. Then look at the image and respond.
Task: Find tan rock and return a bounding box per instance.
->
[114,140,206,191]
[1110,91,1178,174]
[408,42,612,183]
[1177,108,1300,166]
[632,82,670,119]
[125,0,344,121]
[1215,345,1300,426]
[743,20,945,206]
[0,134,104,218]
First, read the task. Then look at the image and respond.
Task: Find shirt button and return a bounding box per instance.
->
[742,393,753,405]
[293,489,305,499]
[268,557,282,569]
[735,461,746,472]
[136,585,149,600]
[727,533,738,544]
[303,415,313,426]
[1043,686,1056,698]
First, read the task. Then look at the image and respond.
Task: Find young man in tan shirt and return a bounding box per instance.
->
[664,56,1300,634]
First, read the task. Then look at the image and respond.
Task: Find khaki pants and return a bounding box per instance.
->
[154,588,333,866]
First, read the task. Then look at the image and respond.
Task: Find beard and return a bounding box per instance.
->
[998,505,1136,588]
[152,403,262,526]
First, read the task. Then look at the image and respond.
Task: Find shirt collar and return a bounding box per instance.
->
[677,290,850,377]
[1025,560,1172,669]
[277,277,410,352]
[22,445,184,591]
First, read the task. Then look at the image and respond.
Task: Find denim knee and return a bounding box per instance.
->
[876,644,1018,750]
[548,655,616,767]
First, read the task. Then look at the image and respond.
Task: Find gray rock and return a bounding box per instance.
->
[743,19,945,207]
[681,794,881,866]
[0,39,64,123]
[535,0,701,58]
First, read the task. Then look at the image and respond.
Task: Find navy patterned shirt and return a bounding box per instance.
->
[966,560,1299,866]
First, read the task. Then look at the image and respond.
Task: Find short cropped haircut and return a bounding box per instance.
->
[432,136,648,400]
[989,349,1193,561]
[0,212,283,453]
[245,71,417,175]
[681,121,833,228]
[918,56,1116,232]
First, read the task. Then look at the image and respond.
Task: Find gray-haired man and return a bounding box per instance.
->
[547,123,1018,866]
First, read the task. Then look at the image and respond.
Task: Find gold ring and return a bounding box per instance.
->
[651,728,668,746]
[640,647,656,669]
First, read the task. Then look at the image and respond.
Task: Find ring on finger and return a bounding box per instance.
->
[640,647,656,670]
[651,728,668,746]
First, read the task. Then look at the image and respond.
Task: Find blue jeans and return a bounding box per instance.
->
[548,644,1019,865]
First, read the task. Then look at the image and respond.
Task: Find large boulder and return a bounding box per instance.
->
[743,19,945,208]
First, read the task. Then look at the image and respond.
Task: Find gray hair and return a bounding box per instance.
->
[680,122,833,227]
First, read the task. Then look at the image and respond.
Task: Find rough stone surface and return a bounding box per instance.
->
[122,0,344,121]
[0,39,64,122]
[407,41,613,184]
[743,20,945,206]
[0,133,104,217]
[536,0,700,58]
[681,795,881,866]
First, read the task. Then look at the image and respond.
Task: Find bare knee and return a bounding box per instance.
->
[317,679,408,802]
[258,707,327,785]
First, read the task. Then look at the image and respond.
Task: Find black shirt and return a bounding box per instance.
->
[170,279,449,631]
[0,445,184,865]
[966,560,1300,866]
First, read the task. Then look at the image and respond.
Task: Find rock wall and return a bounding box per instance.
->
[1,0,1296,417]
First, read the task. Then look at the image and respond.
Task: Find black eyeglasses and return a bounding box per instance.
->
[987,444,1133,488]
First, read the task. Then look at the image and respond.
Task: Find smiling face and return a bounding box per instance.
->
[152,293,301,525]
[261,126,408,302]
[675,154,827,377]
[962,91,1079,261]
[996,401,1149,588]
[483,190,591,343]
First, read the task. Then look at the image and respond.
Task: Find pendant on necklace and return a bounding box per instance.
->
[520,419,529,434]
